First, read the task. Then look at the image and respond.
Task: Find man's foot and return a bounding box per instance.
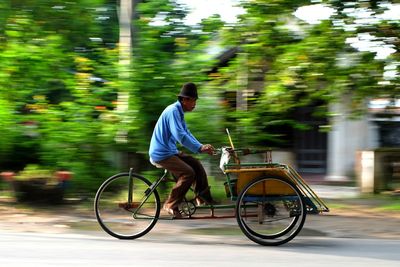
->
[195,197,219,207]
[196,187,219,206]
[163,204,183,219]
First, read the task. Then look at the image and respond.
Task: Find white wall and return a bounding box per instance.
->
[327,99,379,181]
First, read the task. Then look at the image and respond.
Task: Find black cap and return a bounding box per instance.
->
[177,82,198,99]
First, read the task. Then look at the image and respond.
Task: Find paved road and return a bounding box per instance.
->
[1,231,399,267]
[0,189,399,266]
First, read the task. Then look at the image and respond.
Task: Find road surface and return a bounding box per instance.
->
[1,230,399,267]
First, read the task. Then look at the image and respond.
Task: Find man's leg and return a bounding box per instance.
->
[177,153,214,203]
[156,155,195,210]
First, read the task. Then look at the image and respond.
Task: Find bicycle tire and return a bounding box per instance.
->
[236,176,306,246]
[94,172,160,239]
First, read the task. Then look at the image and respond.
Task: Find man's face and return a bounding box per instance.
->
[181,97,197,112]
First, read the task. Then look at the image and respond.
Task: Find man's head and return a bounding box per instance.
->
[178,82,198,99]
[178,82,198,112]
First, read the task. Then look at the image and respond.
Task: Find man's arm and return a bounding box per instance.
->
[169,109,202,153]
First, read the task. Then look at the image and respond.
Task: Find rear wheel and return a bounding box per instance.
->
[94,173,160,239]
[236,176,306,246]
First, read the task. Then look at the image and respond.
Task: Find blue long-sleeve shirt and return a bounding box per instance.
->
[149,101,202,162]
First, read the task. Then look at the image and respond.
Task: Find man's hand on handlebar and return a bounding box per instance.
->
[200,144,215,155]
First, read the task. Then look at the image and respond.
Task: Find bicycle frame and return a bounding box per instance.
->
[95,146,328,245]
[129,169,169,219]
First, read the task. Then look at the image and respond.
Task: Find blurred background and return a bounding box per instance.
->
[0,0,399,202]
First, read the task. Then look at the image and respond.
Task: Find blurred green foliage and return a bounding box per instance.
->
[213,0,398,146]
[0,0,398,195]
[0,0,121,192]
[14,164,53,181]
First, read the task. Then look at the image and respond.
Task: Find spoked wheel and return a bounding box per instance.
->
[236,176,306,246]
[179,200,196,217]
[94,173,160,239]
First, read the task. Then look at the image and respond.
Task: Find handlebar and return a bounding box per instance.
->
[212,147,273,156]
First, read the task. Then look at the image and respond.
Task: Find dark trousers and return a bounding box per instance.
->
[156,152,211,209]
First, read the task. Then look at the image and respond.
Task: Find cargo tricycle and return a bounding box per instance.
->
[94,131,329,246]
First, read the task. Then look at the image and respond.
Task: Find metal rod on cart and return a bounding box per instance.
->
[226,128,241,164]
[226,128,235,149]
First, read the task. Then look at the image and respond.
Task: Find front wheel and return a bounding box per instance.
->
[94,172,160,239]
[236,176,306,246]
